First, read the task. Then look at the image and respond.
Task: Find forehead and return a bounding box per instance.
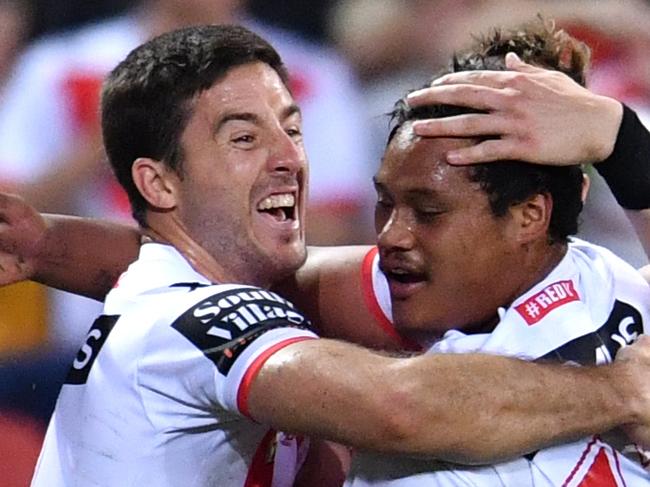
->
[194,61,295,116]
[378,125,476,191]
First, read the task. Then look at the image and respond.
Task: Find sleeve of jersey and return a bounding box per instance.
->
[167,285,318,418]
[360,247,421,351]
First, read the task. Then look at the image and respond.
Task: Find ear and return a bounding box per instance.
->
[132,157,179,211]
[509,193,553,244]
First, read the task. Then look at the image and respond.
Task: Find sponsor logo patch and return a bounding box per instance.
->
[171,287,312,375]
[515,280,579,325]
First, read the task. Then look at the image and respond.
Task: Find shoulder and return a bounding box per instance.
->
[282,246,413,350]
[156,284,315,372]
[494,240,650,363]
[569,238,650,298]
[169,284,312,337]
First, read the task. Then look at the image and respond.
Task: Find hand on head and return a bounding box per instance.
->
[406,53,623,167]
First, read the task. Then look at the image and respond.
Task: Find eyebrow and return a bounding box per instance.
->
[373,179,439,199]
[215,104,302,133]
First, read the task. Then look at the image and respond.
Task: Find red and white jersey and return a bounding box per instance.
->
[349,238,650,486]
[31,243,318,487]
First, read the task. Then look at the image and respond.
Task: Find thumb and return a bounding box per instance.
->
[505,52,540,73]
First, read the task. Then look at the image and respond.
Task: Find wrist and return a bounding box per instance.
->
[590,96,623,162]
[607,360,643,426]
[31,214,60,282]
[594,104,650,210]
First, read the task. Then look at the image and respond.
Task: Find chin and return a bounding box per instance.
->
[272,245,307,278]
[392,305,450,340]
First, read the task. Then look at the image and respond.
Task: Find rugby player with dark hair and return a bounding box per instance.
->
[1,21,650,487]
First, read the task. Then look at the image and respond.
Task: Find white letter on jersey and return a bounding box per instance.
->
[73,329,102,370]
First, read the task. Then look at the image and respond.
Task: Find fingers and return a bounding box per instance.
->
[429,70,516,90]
[412,113,511,138]
[617,334,650,362]
[407,84,516,111]
[0,192,27,223]
[504,52,542,74]
[0,252,27,285]
[0,192,15,216]
[425,52,545,90]
[443,139,523,166]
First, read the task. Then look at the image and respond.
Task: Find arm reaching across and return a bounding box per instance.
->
[248,336,650,463]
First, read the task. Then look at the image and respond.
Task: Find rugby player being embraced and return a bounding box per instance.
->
[2,21,650,487]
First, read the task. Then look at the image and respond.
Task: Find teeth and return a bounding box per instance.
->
[258,193,295,210]
[391,269,408,275]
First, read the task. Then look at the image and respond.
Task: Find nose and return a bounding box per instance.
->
[268,128,304,175]
[377,209,416,252]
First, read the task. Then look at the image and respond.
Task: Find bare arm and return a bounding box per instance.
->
[0,193,140,299]
[248,336,650,464]
[277,245,402,350]
[34,215,141,299]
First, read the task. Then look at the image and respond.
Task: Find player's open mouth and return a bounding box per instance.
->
[381,267,428,299]
[385,270,426,284]
[257,192,297,223]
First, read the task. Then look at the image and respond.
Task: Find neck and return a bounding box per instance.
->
[514,240,568,302]
[144,211,232,284]
[464,240,568,336]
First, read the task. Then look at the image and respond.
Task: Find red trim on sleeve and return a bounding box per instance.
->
[237,336,316,419]
[361,247,421,351]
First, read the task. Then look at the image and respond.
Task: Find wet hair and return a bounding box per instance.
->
[389,19,587,243]
[101,24,289,227]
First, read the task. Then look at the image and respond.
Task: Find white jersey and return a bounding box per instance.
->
[349,239,650,486]
[31,243,318,487]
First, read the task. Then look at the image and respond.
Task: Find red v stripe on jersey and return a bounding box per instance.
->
[244,429,276,487]
[576,448,622,487]
[237,336,316,418]
[361,247,421,351]
[563,437,625,487]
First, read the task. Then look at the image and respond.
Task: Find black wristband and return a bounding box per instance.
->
[595,104,650,210]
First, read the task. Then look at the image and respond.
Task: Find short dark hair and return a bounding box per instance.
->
[101,24,289,226]
[389,19,586,243]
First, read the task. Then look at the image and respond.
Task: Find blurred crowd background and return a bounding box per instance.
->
[2,0,650,483]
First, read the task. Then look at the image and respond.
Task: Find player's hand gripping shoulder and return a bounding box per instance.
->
[615,335,650,448]
[406,52,623,166]
[0,192,46,286]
